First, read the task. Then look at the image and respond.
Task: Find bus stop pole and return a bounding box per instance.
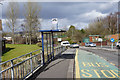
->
[52,32,54,59]
[41,32,45,65]
[111,42,113,49]
[101,41,102,48]
[57,23,58,30]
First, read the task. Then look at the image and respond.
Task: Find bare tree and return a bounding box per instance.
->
[21,23,29,44]
[86,12,118,37]
[6,2,19,44]
[24,2,41,45]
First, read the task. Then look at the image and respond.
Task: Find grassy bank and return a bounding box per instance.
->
[2,44,41,62]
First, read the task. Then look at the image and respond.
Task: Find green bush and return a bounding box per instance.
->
[66,38,71,42]
[36,42,42,47]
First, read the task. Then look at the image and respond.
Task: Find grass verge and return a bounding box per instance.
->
[2,44,41,62]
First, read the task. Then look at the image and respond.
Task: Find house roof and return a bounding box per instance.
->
[89,35,100,37]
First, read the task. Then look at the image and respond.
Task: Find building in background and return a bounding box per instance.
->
[81,35,107,46]
[89,35,100,42]
[105,34,120,41]
[104,34,120,46]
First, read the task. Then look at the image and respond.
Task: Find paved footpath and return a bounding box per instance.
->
[34,49,75,79]
[75,49,120,79]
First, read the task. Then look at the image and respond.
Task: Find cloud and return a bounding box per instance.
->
[99,2,118,13]
[41,18,71,30]
[40,9,108,30]
[1,2,117,32]
[84,10,108,19]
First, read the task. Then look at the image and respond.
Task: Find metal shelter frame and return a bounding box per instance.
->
[39,29,66,64]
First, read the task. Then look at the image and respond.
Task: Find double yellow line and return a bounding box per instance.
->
[75,49,80,78]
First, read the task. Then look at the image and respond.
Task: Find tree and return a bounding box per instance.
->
[104,13,117,34]
[86,12,118,37]
[24,2,41,45]
[67,25,85,43]
[5,2,19,44]
[2,32,8,37]
[21,23,29,44]
[67,25,76,38]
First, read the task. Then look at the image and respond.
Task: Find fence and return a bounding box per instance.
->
[0,46,66,80]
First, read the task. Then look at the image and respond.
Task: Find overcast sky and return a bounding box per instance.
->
[0,1,118,32]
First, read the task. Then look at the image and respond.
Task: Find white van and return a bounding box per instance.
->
[61,41,70,47]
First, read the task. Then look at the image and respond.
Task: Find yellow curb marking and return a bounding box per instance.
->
[110,63,116,66]
[75,49,80,78]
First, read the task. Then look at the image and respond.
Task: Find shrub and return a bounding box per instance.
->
[31,37,38,44]
[36,42,42,47]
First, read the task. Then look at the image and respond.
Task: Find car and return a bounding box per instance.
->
[70,43,79,48]
[116,40,120,48]
[85,42,96,47]
[61,41,70,47]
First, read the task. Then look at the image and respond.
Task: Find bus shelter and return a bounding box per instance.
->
[39,29,66,64]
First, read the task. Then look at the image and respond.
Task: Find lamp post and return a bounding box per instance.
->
[117,1,120,41]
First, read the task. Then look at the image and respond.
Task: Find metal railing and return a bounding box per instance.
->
[0,46,67,80]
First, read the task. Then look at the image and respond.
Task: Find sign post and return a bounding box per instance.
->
[98,38,103,48]
[111,38,115,49]
[112,42,113,49]
[101,39,102,48]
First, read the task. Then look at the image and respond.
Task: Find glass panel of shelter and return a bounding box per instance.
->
[43,32,53,62]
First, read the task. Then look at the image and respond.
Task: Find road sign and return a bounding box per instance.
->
[58,38,62,42]
[98,38,103,48]
[111,38,115,42]
[98,38,103,42]
[111,38,115,49]
[52,18,58,24]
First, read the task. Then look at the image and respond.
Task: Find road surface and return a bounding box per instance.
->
[79,47,119,67]
[75,49,119,79]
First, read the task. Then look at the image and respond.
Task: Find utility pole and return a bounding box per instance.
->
[57,22,58,30]
[117,12,119,40]
[72,28,73,37]
[117,1,120,40]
